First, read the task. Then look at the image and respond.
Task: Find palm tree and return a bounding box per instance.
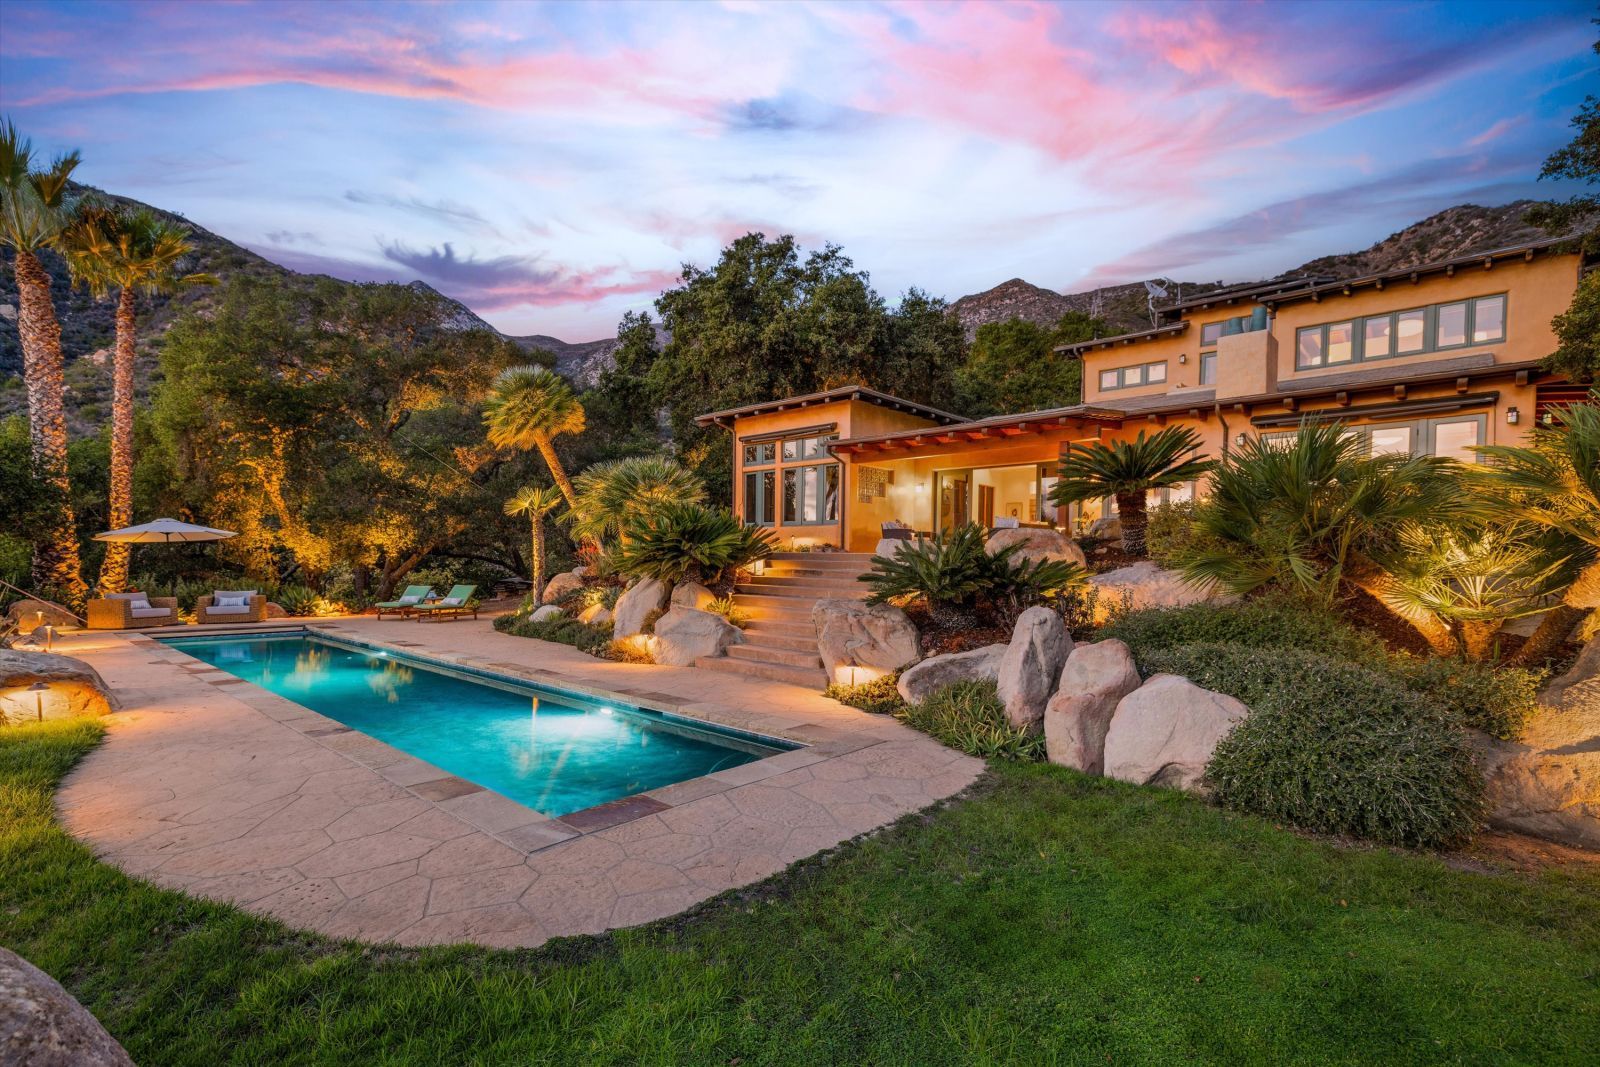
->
[1050,425,1214,555]
[1475,397,1600,664]
[0,119,85,600]
[482,365,585,508]
[63,203,213,592]
[504,484,564,601]
[567,455,705,545]
[1179,421,1473,653]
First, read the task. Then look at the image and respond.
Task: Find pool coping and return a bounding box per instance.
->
[129,625,865,855]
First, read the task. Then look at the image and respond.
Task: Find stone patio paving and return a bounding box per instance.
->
[51,618,981,948]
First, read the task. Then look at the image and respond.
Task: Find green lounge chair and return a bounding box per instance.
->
[415,584,478,622]
[376,585,435,619]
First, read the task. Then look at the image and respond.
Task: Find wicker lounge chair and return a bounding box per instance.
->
[414,584,478,622]
[86,591,179,630]
[197,590,268,625]
[376,585,435,619]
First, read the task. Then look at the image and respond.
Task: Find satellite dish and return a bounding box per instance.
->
[1143,279,1169,299]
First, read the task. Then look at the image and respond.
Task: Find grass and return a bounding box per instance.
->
[3,719,1598,1065]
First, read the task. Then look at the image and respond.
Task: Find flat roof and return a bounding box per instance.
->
[1260,236,1580,309]
[1157,275,1334,315]
[694,384,966,428]
[1054,321,1187,356]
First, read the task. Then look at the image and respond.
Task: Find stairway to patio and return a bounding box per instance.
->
[694,551,876,688]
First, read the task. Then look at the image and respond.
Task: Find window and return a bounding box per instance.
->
[742,470,775,525]
[782,434,834,461]
[1436,302,1467,348]
[1199,353,1218,385]
[1429,417,1483,463]
[782,464,839,523]
[1200,322,1224,347]
[1336,414,1485,461]
[1294,293,1507,368]
[1366,424,1413,456]
[1099,360,1168,391]
[742,442,775,466]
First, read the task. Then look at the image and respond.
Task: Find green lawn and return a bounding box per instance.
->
[3,720,1597,1065]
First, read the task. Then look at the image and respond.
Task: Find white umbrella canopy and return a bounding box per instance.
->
[94,518,237,543]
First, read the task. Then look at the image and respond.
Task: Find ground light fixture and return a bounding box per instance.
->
[28,682,49,723]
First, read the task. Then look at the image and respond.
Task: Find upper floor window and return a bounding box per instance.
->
[1296,293,1506,369]
[1098,360,1167,391]
[782,434,835,461]
[1199,353,1218,386]
[742,442,776,467]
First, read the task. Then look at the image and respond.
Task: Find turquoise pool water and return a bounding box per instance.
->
[159,633,790,817]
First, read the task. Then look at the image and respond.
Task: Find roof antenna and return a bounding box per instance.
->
[1143,279,1169,328]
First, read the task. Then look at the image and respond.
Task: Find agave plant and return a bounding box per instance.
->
[566,455,706,546]
[613,502,775,587]
[1178,421,1475,654]
[1050,426,1214,555]
[1474,396,1600,664]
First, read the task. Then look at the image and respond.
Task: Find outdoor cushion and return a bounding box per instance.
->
[215,590,257,599]
[128,599,153,611]
[106,592,145,601]
[205,605,250,616]
[434,597,463,607]
[215,594,250,608]
[130,606,173,619]
[397,595,421,605]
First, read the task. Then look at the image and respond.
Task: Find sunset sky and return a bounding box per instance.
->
[1,0,1594,340]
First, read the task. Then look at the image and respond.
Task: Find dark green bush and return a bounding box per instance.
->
[895,680,1044,762]
[824,674,904,715]
[497,614,613,655]
[1142,643,1484,848]
[1101,594,1385,664]
[1144,500,1225,570]
[1387,656,1543,741]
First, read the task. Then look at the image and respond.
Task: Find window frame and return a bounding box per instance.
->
[1293,292,1508,370]
[741,441,776,467]
[1199,352,1218,386]
[781,462,840,524]
[1098,360,1169,391]
[742,469,776,526]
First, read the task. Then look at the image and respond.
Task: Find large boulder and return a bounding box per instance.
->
[897,644,1007,705]
[1479,635,1600,848]
[577,603,611,626]
[670,581,717,612]
[812,599,920,684]
[650,607,744,667]
[528,604,564,623]
[996,606,1071,731]
[2,599,80,632]
[0,650,115,722]
[1102,674,1249,791]
[264,602,288,619]
[1087,516,1122,541]
[0,947,134,1066]
[540,570,586,605]
[985,527,1087,569]
[612,578,670,638]
[1087,561,1235,623]
[1044,639,1143,774]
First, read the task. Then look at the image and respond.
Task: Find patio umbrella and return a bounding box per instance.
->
[94,518,237,543]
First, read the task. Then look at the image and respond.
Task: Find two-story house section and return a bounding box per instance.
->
[696,238,1591,552]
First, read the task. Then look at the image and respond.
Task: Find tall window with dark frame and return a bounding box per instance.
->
[1295,293,1506,369]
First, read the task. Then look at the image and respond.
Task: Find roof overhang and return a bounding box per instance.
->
[831,405,1126,456]
[694,385,965,429]
[1054,322,1188,357]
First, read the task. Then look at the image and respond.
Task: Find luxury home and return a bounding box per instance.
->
[696,237,1591,551]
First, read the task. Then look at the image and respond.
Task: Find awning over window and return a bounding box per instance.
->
[738,423,838,445]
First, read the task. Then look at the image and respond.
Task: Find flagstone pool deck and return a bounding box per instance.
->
[50,617,981,949]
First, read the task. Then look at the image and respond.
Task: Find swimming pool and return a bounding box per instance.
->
[159,632,794,817]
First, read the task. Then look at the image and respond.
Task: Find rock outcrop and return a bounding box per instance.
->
[669,581,717,612]
[1044,639,1143,774]
[528,604,564,623]
[577,604,611,626]
[0,947,134,1066]
[996,607,1071,731]
[812,599,920,682]
[0,650,115,722]
[611,578,669,638]
[1087,561,1234,623]
[2,599,80,632]
[650,608,744,666]
[897,644,1007,705]
[985,527,1087,569]
[1102,674,1249,791]
[541,570,586,605]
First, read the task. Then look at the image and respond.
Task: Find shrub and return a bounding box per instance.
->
[1142,643,1485,848]
[1101,594,1385,664]
[824,673,904,715]
[1387,656,1543,741]
[1144,500,1223,570]
[499,615,613,655]
[706,595,749,628]
[864,523,1086,627]
[274,584,318,617]
[601,636,654,664]
[895,680,1044,762]
[615,503,776,586]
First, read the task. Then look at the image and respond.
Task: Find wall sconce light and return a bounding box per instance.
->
[1178,354,1187,364]
[1506,407,1519,425]
[1234,433,1248,446]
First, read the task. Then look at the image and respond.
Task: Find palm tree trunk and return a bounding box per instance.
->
[1506,558,1600,666]
[1346,572,1459,655]
[1459,619,1502,662]
[1114,491,1148,556]
[533,431,578,509]
[530,518,546,602]
[13,248,85,601]
[98,286,137,593]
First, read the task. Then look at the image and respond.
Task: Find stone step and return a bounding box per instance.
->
[695,655,828,689]
[761,568,872,582]
[742,619,816,639]
[732,592,822,613]
[739,629,820,653]
[766,551,875,562]
[727,644,824,669]
[737,580,867,599]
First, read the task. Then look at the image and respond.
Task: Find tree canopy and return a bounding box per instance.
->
[955,311,1106,418]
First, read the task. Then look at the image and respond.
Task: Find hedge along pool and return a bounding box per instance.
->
[157,632,795,817]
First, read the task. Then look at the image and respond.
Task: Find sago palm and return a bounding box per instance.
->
[1474,396,1600,664]
[0,118,85,599]
[63,202,213,592]
[613,502,775,587]
[1180,421,1473,653]
[483,365,585,508]
[1050,425,1213,555]
[567,455,705,545]
[504,484,564,601]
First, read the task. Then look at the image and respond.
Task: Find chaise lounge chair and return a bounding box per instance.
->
[87,591,179,630]
[414,584,478,622]
[197,590,268,625]
[376,585,436,619]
